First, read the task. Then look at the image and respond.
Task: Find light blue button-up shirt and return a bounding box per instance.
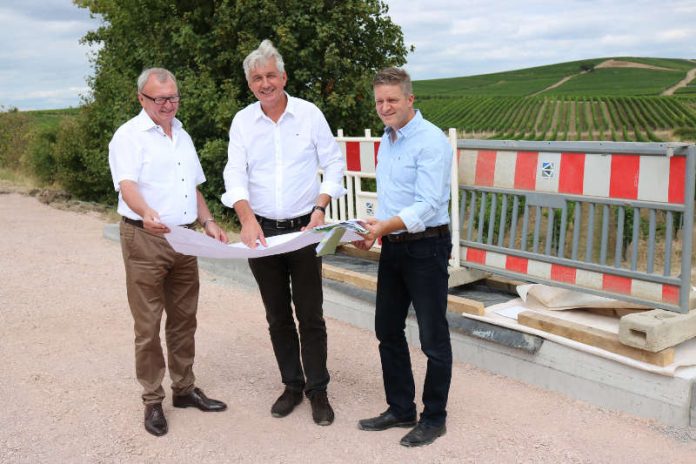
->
[376,110,452,233]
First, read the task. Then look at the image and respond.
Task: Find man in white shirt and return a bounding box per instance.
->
[222,40,345,426]
[109,67,228,437]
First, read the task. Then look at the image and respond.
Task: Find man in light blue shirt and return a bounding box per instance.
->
[354,67,453,447]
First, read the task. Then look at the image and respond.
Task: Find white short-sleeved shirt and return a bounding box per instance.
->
[221,95,346,220]
[108,109,205,225]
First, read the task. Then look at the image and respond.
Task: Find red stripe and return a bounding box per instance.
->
[551,264,577,284]
[609,154,640,199]
[475,150,497,186]
[374,141,381,166]
[602,274,632,295]
[345,142,361,172]
[505,256,528,274]
[662,285,680,304]
[559,152,585,194]
[668,156,686,204]
[514,151,538,190]
[466,248,486,264]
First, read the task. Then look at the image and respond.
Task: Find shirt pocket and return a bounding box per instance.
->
[390,150,417,184]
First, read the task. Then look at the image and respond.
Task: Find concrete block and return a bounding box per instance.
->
[619,308,696,352]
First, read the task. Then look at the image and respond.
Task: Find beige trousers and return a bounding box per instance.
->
[119,221,198,405]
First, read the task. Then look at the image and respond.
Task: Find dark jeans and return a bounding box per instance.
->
[248,224,329,395]
[375,235,452,426]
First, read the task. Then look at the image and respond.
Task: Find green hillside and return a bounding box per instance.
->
[413,57,696,141]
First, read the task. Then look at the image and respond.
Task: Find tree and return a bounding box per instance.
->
[69,0,409,211]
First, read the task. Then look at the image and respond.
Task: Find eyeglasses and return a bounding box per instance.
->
[140,92,180,105]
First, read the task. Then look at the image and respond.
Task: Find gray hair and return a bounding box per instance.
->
[243,39,285,81]
[137,68,177,92]
[373,67,413,97]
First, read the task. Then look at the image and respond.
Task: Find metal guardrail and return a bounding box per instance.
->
[329,132,695,313]
[457,140,696,313]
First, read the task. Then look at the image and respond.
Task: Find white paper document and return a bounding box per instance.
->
[165,224,363,259]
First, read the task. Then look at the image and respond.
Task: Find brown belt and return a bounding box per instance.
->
[255,213,311,230]
[384,224,450,243]
[122,217,195,229]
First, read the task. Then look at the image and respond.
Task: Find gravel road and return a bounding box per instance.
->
[1,190,696,464]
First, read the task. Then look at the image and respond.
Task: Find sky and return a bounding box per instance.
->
[0,0,694,110]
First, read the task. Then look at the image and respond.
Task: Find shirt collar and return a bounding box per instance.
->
[384,109,422,140]
[252,92,294,121]
[134,109,182,132]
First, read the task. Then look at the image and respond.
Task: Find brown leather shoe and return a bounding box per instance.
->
[271,388,303,418]
[173,387,227,412]
[309,390,334,426]
[144,403,168,437]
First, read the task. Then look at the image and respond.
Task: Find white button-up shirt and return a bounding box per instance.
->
[108,110,205,225]
[221,95,346,219]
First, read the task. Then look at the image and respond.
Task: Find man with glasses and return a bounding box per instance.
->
[222,40,345,426]
[109,67,228,437]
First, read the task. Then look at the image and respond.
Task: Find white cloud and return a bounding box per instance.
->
[0,0,694,109]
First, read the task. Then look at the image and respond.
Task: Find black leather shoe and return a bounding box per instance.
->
[358,410,417,431]
[309,390,334,426]
[271,388,303,418]
[144,403,168,437]
[400,422,446,447]
[173,387,227,412]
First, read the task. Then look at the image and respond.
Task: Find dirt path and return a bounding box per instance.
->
[2,191,696,463]
[662,67,696,96]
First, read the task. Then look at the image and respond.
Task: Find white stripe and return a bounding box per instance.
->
[485,250,507,269]
[360,142,376,173]
[528,260,552,279]
[459,150,478,186]
[493,151,517,189]
[575,269,604,290]
[637,157,669,203]
[535,152,561,193]
[631,279,663,300]
[583,154,611,197]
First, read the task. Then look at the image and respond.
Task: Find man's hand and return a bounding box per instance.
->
[352,217,381,250]
[142,208,170,234]
[203,221,228,243]
[302,207,325,231]
[240,218,267,248]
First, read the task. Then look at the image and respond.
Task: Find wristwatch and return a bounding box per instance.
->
[311,205,326,214]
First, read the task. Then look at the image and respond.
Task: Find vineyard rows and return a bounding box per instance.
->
[417,96,696,141]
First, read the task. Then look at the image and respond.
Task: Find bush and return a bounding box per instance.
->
[0,109,31,170]
[24,125,59,184]
[52,114,114,204]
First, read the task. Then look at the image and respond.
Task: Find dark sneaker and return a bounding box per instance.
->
[400,422,446,447]
[309,390,334,426]
[358,410,417,431]
[144,403,168,437]
[271,388,303,418]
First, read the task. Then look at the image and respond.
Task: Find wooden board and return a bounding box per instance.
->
[321,263,485,316]
[518,311,674,367]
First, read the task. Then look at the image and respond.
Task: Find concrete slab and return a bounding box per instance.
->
[103,224,696,427]
[620,308,696,352]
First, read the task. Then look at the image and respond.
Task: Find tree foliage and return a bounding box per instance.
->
[69,0,409,210]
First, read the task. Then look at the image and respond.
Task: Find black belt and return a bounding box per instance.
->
[385,224,451,243]
[122,217,195,229]
[255,213,311,230]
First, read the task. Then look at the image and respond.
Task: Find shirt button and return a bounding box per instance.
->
[181,178,184,181]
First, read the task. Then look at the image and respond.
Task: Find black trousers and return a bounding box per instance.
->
[375,234,452,426]
[248,224,329,394]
